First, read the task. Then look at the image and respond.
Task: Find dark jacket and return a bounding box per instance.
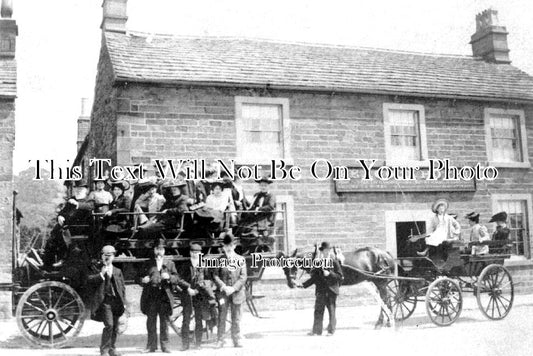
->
[302,258,344,295]
[88,266,126,321]
[213,254,247,304]
[109,194,131,214]
[157,194,190,227]
[139,258,180,316]
[247,192,276,213]
[492,226,511,241]
[59,197,95,234]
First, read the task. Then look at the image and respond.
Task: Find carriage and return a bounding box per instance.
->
[386,237,514,326]
[5,207,284,348]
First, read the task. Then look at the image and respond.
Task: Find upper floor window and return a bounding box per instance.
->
[383,103,428,165]
[235,97,290,164]
[484,108,530,168]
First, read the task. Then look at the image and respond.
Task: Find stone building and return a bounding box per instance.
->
[0,0,17,318]
[76,0,533,295]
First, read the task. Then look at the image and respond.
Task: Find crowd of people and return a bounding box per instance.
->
[89,233,246,355]
[42,169,277,270]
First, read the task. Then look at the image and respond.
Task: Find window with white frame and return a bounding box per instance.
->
[235,97,290,163]
[492,194,532,258]
[484,109,530,168]
[383,103,428,164]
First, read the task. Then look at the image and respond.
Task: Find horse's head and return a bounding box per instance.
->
[278,247,315,289]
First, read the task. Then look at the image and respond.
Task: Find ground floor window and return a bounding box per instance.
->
[492,194,532,258]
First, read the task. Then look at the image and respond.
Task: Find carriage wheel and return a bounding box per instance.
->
[16,281,85,348]
[476,264,514,320]
[386,279,417,321]
[425,277,462,326]
[170,296,183,335]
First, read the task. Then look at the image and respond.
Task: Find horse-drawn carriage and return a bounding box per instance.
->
[386,237,514,326]
[6,208,284,348]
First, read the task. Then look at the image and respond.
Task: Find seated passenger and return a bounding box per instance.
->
[490,211,511,241]
[465,212,489,255]
[87,178,113,214]
[417,199,461,257]
[205,181,236,230]
[135,180,190,238]
[103,181,132,232]
[43,179,95,270]
[220,171,248,213]
[133,182,166,227]
[234,177,276,237]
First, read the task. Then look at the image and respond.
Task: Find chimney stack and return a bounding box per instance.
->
[0,0,17,58]
[101,0,128,34]
[77,98,91,151]
[470,8,510,64]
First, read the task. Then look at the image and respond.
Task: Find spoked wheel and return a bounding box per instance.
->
[425,277,462,326]
[476,264,514,320]
[386,279,417,321]
[170,296,184,335]
[16,281,85,348]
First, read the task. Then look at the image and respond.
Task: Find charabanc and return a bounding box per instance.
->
[5,202,284,348]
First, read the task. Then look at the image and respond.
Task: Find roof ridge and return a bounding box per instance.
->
[119,30,475,60]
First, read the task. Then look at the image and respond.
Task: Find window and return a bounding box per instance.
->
[235,97,290,164]
[383,103,428,165]
[484,108,530,168]
[492,194,533,258]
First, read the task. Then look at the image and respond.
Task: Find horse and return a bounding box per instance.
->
[278,245,396,329]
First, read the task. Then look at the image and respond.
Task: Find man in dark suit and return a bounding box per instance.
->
[298,241,344,336]
[43,179,95,269]
[234,177,276,236]
[88,245,126,356]
[213,232,247,348]
[179,243,217,350]
[139,239,180,353]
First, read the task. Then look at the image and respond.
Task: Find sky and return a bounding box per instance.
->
[11,0,533,174]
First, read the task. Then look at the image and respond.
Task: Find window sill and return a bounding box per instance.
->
[504,256,533,267]
[489,161,531,169]
[234,158,294,167]
[385,159,430,168]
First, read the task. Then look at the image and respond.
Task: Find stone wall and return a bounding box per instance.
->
[0,98,15,318]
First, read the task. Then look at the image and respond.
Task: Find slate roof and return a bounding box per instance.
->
[0,59,16,97]
[104,31,533,103]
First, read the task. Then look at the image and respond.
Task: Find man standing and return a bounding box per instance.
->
[298,242,343,336]
[88,245,126,356]
[139,239,179,353]
[213,232,247,348]
[179,243,217,350]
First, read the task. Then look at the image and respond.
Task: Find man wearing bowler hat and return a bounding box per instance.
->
[297,241,343,336]
[179,243,217,350]
[214,232,247,348]
[139,239,180,353]
[235,176,276,236]
[88,245,126,356]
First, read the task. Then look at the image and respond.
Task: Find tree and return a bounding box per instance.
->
[14,168,65,249]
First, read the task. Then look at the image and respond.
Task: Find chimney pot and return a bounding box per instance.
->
[470,8,510,64]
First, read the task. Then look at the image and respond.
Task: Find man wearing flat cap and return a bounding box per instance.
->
[179,243,217,350]
[297,241,343,336]
[139,239,180,353]
[490,212,511,241]
[213,232,247,348]
[88,245,126,356]
[235,176,276,236]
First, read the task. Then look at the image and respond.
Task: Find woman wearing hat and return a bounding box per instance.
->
[418,199,461,256]
[103,181,132,232]
[490,212,511,241]
[88,178,114,214]
[205,180,236,230]
[465,212,490,255]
